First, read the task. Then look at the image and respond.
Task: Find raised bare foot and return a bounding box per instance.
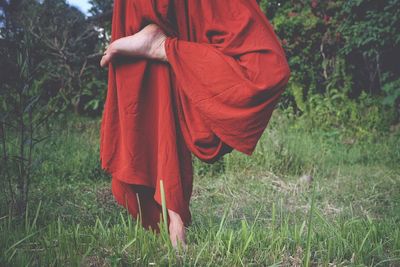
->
[100,23,167,67]
[168,209,187,250]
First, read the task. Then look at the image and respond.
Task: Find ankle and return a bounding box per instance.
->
[150,35,167,62]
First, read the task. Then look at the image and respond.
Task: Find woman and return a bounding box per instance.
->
[99,0,290,249]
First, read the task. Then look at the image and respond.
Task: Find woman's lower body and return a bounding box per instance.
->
[99,0,290,248]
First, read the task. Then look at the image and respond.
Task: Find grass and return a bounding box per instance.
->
[1,111,399,266]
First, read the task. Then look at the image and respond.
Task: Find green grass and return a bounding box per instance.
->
[1,111,399,266]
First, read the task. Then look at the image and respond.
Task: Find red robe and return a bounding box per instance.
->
[99,0,290,232]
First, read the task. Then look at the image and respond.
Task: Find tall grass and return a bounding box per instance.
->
[1,112,399,266]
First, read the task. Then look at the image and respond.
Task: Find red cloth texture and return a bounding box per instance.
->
[99,0,291,232]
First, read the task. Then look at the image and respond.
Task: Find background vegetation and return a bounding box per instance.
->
[1,0,399,266]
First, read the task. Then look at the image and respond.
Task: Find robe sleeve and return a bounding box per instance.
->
[164,0,291,155]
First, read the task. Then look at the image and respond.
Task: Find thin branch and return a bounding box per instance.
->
[1,121,16,209]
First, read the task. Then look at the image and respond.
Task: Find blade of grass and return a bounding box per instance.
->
[159,179,172,250]
[304,181,316,267]
[31,199,42,231]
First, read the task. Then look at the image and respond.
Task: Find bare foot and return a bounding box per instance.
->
[167,209,187,250]
[100,23,168,67]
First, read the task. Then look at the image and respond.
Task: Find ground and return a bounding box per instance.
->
[1,111,399,266]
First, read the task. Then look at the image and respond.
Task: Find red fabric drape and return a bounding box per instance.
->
[100,0,290,232]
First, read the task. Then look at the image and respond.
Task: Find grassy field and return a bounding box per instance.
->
[1,111,399,266]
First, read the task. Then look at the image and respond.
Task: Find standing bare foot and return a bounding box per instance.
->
[167,209,187,250]
[100,24,168,67]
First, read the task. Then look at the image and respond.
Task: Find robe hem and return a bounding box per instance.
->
[101,162,192,228]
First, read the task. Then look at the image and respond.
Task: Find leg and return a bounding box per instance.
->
[168,208,187,250]
[111,178,163,231]
[112,177,189,247]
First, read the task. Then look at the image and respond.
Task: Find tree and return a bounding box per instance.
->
[0,0,105,218]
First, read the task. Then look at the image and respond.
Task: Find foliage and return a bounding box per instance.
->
[0,0,109,219]
[1,0,108,115]
[263,0,400,126]
[2,0,399,125]
[382,77,400,114]
[0,6,57,218]
[297,90,396,141]
[338,0,400,94]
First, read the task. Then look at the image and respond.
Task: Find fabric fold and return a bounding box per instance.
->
[100,0,290,232]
